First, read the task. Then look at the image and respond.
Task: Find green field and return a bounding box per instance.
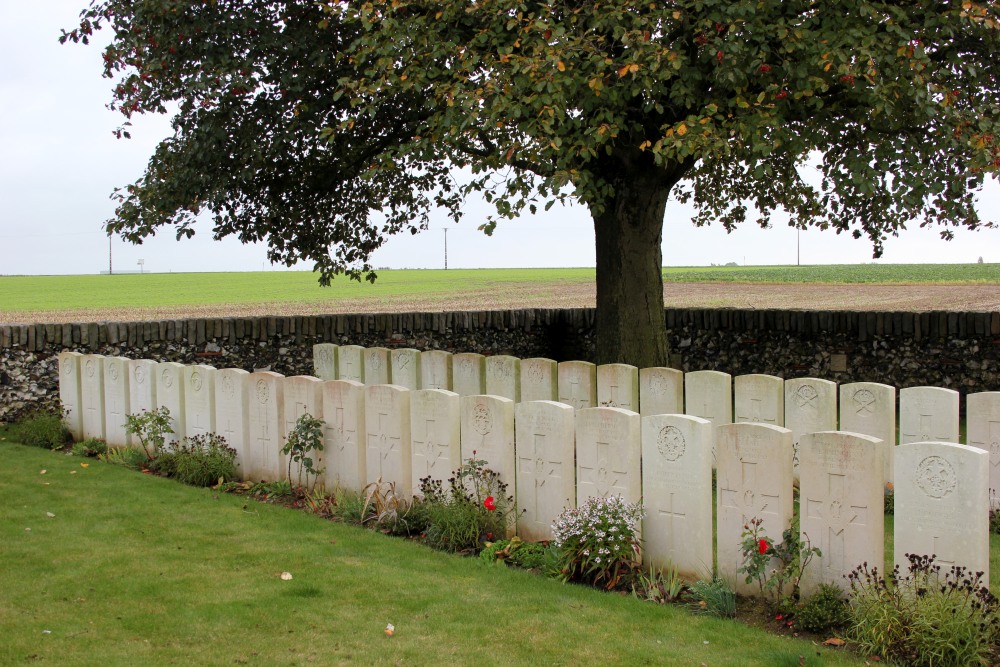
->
[0,264,996,315]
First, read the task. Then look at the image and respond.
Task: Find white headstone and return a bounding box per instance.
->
[575,407,641,506]
[246,371,285,482]
[519,358,558,402]
[337,345,365,383]
[839,382,896,486]
[461,395,516,494]
[716,423,794,595]
[127,359,158,418]
[515,400,576,541]
[684,370,733,427]
[282,375,324,483]
[102,356,131,447]
[57,351,84,441]
[799,431,885,596]
[557,361,597,410]
[411,389,461,494]
[899,386,960,445]
[422,350,454,391]
[364,347,391,385]
[967,392,1000,506]
[641,414,713,580]
[451,353,484,395]
[322,379,367,492]
[597,363,639,412]
[313,344,338,381]
[894,441,989,582]
[639,367,684,417]
[183,365,217,441]
[365,384,412,497]
[80,355,106,441]
[735,374,784,426]
[215,369,250,479]
[784,378,838,481]
[155,361,186,446]
[485,355,521,403]
[390,348,422,390]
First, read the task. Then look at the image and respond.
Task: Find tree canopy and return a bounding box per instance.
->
[64,0,1000,366]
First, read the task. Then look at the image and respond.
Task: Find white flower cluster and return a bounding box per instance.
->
[552,495,644,557]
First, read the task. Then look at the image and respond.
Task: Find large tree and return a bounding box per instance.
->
[64,0,999,366]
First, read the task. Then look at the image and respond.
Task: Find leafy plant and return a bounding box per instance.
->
[331,487,372,525]
[478,537,549,570]
[795,584,851,634]
[73,438,108,458]
[169,433,238,487]
[551,494,644,591]
[123,407,173,459]
[739,515,820,606]
[632,564,687,605]
[281,412,325,490]
[847,554,1000,667]
[687,578,737,619]
[13,410,71,449]
[98,446,149,470]
[418,456,517,554]
[248,479,294,500]
[362,478,427,537]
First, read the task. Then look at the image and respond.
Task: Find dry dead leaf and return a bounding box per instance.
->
[80,463,90,468]
[823,637,846,647]
[70,470,77,475]
[40,470,47,475]
[46,512,55,518]
[279,572,293,581]
[385,623,395,637]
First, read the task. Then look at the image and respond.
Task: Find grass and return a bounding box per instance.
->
[0,440,865,667]
[0,264,996,315]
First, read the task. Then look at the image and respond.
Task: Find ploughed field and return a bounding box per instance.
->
[1,264,998,325]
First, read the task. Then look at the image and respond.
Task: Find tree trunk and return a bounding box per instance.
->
[591,161,675,368]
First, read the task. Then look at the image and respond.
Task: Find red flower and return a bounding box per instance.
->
[484,496,496,511]
[758,538,769,555]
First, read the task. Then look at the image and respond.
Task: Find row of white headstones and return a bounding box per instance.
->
[57,347,998,597]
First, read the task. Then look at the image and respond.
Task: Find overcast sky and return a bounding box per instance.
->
[1,1,998,277]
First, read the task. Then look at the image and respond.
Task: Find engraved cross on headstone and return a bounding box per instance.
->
[414,417,449,478]
[719,460,780,525]
[658,492,687,560]
[806,472,868,579]
[970,421,1000,468]
[903,412,951,443]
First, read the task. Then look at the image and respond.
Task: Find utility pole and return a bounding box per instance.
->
[444,228,448,270]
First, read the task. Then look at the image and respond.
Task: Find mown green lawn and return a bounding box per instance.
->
[0,264,995,314]
[0,441,864,666]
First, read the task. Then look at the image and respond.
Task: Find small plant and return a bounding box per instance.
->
[281,412,325,490]
[739,515,820,606]
[331,487,372,524]
[302,487,336,517]
[123,407,173,459]
[419,455,517,554]
[687,578,737,618]
[551,494,644,591]
[13,410,71,449]
[884,482,894,515]
[479,537,549,570]
[847,554,1000,667]
[632,564,687,604]
[169,433,238,487]
[362,478,427,536]
[795,583,851,633]
[73,438,108,457]
[99,446,149,470]
[249,479,294,500]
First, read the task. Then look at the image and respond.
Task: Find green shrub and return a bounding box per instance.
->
[123,407,173,459]
[847,554,1000,666]
[13,411,71,449]
[418,456,516,554]
[795,583,850,633]
[551,495,644,590]
[478,537,548,570]
[739,515,820,606]
[281,412,324,490]
[331,487,371,524]
[73,438,108,458]
[99,446,149,469]
[360,479,427,536]
[687,578,737,618]
[169,433,238,487]
[632,564,686,604]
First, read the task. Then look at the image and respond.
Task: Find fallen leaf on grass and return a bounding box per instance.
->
[40,470,47,475]
[25,527,31,532]
[46,512,55,518]
[278,572,293,581]
[385,623,395,637]
[80,463,89,468]
[70,471,77,475]
[823,638,846,647]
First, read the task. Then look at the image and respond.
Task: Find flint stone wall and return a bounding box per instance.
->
[2,308,998,423]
